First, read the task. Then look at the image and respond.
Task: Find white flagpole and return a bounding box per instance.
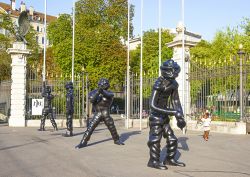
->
[42,0,47,82]
[72,0,75,83]
[181,0,186,134]
[126,0,130,129]
[139,0,143,131]
[158,0,161,77]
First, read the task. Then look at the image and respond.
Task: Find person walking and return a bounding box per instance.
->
[201,110,212,141]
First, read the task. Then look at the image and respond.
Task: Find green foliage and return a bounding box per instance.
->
[190,18,250,112]
[130,29,174,74]
[0,34,11,81]
[48,0,133,90]
[0,12,40,81]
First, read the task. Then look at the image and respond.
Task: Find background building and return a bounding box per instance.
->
[0,0,57,48]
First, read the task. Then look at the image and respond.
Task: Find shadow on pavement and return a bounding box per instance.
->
[178,137,189,151]
[120,131,141,143]
[0,136,60,151]
[87,138,113,147]
[68,127,108,137]
[160,136,189,162]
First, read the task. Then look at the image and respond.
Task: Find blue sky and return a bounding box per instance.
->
[2,0,250,41]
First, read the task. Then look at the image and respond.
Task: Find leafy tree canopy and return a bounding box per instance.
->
[130,29,174,75]
[48,0,134,90]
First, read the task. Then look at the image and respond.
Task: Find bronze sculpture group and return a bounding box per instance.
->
[38,59,186,170]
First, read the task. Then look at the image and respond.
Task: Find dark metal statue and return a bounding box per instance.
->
[15,11,30,44]
[64,81,74,137]
[38,82,58,131]
[147,59,186,170]
[76,78,124,148]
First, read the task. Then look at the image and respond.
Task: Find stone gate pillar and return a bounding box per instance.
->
[7,42,31,127]
[167,22,201,120]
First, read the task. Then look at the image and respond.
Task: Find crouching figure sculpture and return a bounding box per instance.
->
[76,78,124,148]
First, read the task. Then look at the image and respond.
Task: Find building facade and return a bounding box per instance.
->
[0,0,57,48]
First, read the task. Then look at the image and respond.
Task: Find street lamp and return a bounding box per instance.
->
[237,44,245,122]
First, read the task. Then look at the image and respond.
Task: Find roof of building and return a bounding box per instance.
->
[0,2,57,23]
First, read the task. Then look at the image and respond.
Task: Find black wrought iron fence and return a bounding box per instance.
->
[0,80,11,122]
[189,54,250,122]
[26,68,90,120]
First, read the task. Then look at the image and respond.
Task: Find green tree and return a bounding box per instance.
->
[48,0,134,90]
[0,12,40,81]
[130,29,174,75]
[0,34,11,81]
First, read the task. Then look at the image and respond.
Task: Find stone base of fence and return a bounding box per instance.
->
[186,120,246,134]
[125,118,149,129]
[124,118,247,134]
[26,119,87,128]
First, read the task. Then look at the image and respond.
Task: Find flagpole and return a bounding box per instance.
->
[126,0,130,129]
[158,0,161,76]
[42,0,47,82]
[181,0,186,134]
[72,0,75,83]
[139,0,143,131]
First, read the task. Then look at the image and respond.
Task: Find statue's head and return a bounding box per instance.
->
[98,78,110,90]
[160,59,180,79]
[46,86,52,93]
[65,81,73,90]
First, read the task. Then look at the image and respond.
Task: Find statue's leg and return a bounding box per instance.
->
[39,111,46,131]
[147,114,167,170]
[75,113,101,149]
[103,116,124,145]
[68,113,73,136]
[64,113,73,136]
[49,111,58,131]
[163,124,185,167]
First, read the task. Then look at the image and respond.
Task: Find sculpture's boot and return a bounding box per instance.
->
[147,160,168,170]
[104,116,124,145]
[38,117,45,131]
[114,139,124,145]
[75,133,88,149]
[163,139,185,167]
[164,158,185,167]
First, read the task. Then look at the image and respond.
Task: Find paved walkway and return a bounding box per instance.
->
[0,123,250,177]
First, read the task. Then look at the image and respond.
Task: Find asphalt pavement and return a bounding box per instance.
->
[1,123,250,177]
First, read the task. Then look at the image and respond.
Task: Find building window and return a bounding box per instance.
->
[42,37,44,44]
[37,26,39,32]
[36,36,39,43]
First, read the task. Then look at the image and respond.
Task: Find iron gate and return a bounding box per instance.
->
[25,68,90,120]
[0,80,11,122]
[189,54,250,122]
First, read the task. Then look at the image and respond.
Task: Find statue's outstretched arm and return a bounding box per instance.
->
[102,90,114,98]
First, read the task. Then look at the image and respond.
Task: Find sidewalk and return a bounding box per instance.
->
[0,124,250,177]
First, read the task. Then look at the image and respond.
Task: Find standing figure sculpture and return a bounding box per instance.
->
[76,78,124,148]
[38,82,58,131]
[147,59,186,170]
[64,81,74,137]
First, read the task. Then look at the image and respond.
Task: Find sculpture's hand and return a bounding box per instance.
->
[98,87,103,94]
[175,111,186,130]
